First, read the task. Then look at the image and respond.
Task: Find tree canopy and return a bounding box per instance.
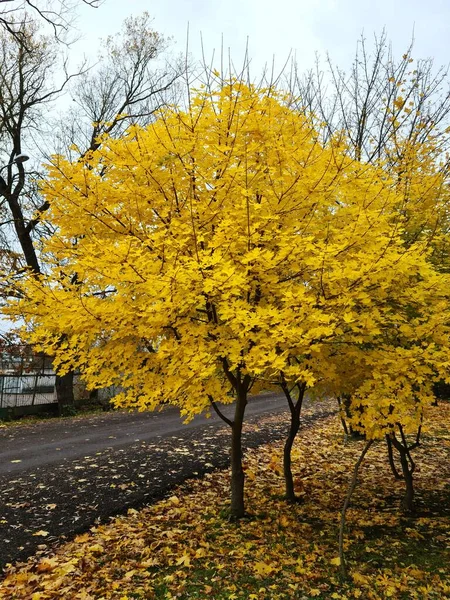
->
[6,79,450,515]
[8,81,449,416]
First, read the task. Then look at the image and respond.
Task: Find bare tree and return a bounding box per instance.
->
[0,0,100,42]
[55,12,181,159]
[289,31,450,266]
[0,16,90,411]
[290,31,450,165]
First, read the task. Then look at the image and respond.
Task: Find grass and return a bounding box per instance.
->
[0,403,449,599]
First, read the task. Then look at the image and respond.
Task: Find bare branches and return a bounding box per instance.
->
[0,15,90,279]
[0,0,101,44]
[56,12,183,158]
[290,32,450,166]
[0,11,180,302]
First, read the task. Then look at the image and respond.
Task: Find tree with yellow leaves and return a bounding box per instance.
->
[7,79,450,517]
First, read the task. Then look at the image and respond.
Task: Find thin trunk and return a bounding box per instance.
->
[230,387,247,519]
[337,397,350,435]
[385,435,402,479]
[55,371,75,415]
[283,414,300,503]
[398,445,415,513]
[339,440,374,579]
[390,430,416,514]
[281,380,306,503]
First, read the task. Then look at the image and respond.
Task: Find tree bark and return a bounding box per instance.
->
[398,444,415,513]
[390,430,416,514]
[282,381,306,503]
[7,194,41,274]
[339,440,374,579]
[229,386,247,519]
[55,371,75,415]
[283,416,299,502]
[385,435,402,480]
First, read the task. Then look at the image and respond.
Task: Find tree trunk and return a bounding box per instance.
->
[55,371,75,416]
[386,435,402,479]
[390,431,416,514]
[281,380,305,503]
[337,397,349,436]
[283,409,300,503]
[230,387,247,520]
[398,446,415,513]
[339,440,374,579]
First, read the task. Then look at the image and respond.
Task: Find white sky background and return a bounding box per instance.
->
[73,0,450,77]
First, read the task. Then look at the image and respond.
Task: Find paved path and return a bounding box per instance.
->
[0,393,287,475]
[0,394,335,569]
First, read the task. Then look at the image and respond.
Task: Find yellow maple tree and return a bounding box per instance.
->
[6,80,450,517]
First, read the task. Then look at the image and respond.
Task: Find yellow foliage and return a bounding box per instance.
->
[5,81,450,435]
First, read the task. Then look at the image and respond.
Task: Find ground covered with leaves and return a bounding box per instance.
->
[0,397,333,568]
[1,403,449,600]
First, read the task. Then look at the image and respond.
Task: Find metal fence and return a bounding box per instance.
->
[0,345,57,410]
[0,374,56,408]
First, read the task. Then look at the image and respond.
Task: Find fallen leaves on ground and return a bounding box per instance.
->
[0,399,333,568]
[0,403,449,600]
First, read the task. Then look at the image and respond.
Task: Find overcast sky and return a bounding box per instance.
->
[73,0,449,76]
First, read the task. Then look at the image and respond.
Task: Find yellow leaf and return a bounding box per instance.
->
[195,547,207,558]
[124,569,136,580]
[32,530,49,537]
[36,558,58,573]
[253,561,275,576]
[352,571,369,585]
[176,553,191,567]
[279,515,290,527]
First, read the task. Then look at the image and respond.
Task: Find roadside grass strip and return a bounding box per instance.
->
[0,403,449,600]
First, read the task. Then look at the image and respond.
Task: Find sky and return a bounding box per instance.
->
[72,0,450,77]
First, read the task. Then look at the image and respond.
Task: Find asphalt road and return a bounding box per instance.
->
[0,392,287,476]
[0,393,335,569]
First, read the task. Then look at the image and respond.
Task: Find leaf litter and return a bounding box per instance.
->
[0,402,448,599]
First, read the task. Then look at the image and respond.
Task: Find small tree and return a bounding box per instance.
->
[9,79,449,517]
[291,33,450,264]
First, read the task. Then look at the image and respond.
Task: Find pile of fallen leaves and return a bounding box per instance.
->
[1,403,449,600]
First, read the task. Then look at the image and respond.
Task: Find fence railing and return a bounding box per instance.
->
[0,373,57,408]
[0,344,57,410]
